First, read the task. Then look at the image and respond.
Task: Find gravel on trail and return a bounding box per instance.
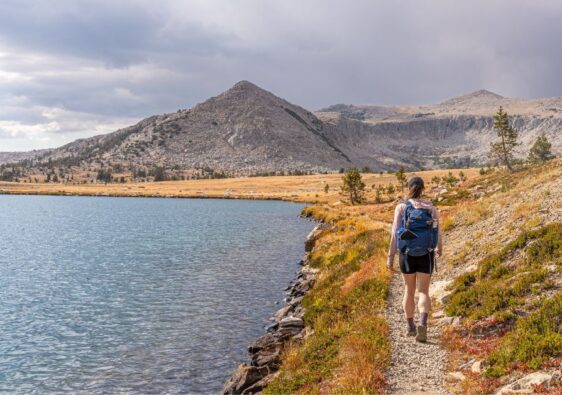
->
[385,273,450,394]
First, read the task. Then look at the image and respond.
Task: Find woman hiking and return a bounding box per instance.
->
[387,176,442,342]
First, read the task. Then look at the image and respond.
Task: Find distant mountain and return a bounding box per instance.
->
[317,89,562,169]
[1,82,561,181]
[439,89,504,106]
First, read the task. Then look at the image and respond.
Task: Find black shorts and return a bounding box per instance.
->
[399,252,434,274]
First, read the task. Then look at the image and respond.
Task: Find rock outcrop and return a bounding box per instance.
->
[496,371,559,394]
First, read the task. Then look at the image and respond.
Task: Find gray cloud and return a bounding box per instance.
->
[1,0,562,150]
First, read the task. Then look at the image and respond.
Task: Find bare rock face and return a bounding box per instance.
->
[317,89,562,169]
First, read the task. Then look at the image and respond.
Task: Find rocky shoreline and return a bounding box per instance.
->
[222,222,330,394]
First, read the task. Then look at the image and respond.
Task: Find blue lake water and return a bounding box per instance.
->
[0,195,315,393]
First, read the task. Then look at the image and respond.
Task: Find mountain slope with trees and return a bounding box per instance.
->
[1,82,561,182]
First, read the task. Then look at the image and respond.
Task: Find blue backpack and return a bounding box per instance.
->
[396,200,439,272]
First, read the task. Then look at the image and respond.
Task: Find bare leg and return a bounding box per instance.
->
[402,273,417,318]
[417,273,432,315]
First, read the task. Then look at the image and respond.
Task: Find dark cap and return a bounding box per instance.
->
[407,176,425,189]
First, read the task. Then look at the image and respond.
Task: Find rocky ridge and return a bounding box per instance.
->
[317,89,562,169]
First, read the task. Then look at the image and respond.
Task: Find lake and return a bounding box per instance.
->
[0,195,315,393]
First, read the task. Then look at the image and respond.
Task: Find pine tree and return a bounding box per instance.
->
[341,168,365,205]
[528,133,554,163]
[386,183,395,196]
[490,106,519,171]
[395,166,407,191]
[375,187,383,203]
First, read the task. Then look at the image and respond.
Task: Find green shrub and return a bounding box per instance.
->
[445,223,561,320]
[485,294,562,377]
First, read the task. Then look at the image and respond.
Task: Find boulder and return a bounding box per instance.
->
[279,316,304,328]
[289,278,314,297]
[438,316,462,326]
[292,305,305,319]
[222,364,269,394]
[251,345,282,368]
[496,371,555,394]
[447,371,466,382]
[241,372,279,394]
[288,296,304,307]
[304,224,329,252]
[452,316,462,326]
[471,359,485,374]
[273,305,292,321]
[278,316,305,338]
[430,279,453,305]
[248,333,278,354]
[248,333,283,368]
[265,322,279,333]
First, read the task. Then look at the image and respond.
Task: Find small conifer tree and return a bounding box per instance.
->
[528,132,554,163]
[341,168,365,205]
[490,106,519,171]
[386,183,395,196]
[395,166,407,191]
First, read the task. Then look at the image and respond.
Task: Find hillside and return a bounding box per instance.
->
[1,83,561,181]
[222,159,561,394]
[0,81,353,180]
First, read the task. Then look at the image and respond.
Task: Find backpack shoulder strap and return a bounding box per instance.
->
[402,200,413,229]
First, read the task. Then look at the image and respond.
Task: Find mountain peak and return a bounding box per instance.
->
[229,80,265,93]
[466,89,503,99]
[232,80,257,88]
[211,80,276,103]
[440,89,504,105]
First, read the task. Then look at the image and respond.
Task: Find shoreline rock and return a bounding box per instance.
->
[222,223,325,394]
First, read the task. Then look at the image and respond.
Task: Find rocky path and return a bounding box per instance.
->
[385,273,450,394]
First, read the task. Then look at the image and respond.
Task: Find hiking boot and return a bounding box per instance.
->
[416,325,427,342]
[407,327,417,336]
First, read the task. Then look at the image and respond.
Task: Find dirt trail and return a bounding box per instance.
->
[385,273,450,394]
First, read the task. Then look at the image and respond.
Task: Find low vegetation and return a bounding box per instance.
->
[485,293,562,377]
[266,206,392,393]
[446,222,560,321]
[440,159,562,392]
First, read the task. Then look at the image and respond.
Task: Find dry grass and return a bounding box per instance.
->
[511,201,541,222]
[340,253,389,296]
[0,168,480,204]
[265,205,392,394]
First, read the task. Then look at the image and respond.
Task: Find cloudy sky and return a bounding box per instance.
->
[1,0,561,151]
